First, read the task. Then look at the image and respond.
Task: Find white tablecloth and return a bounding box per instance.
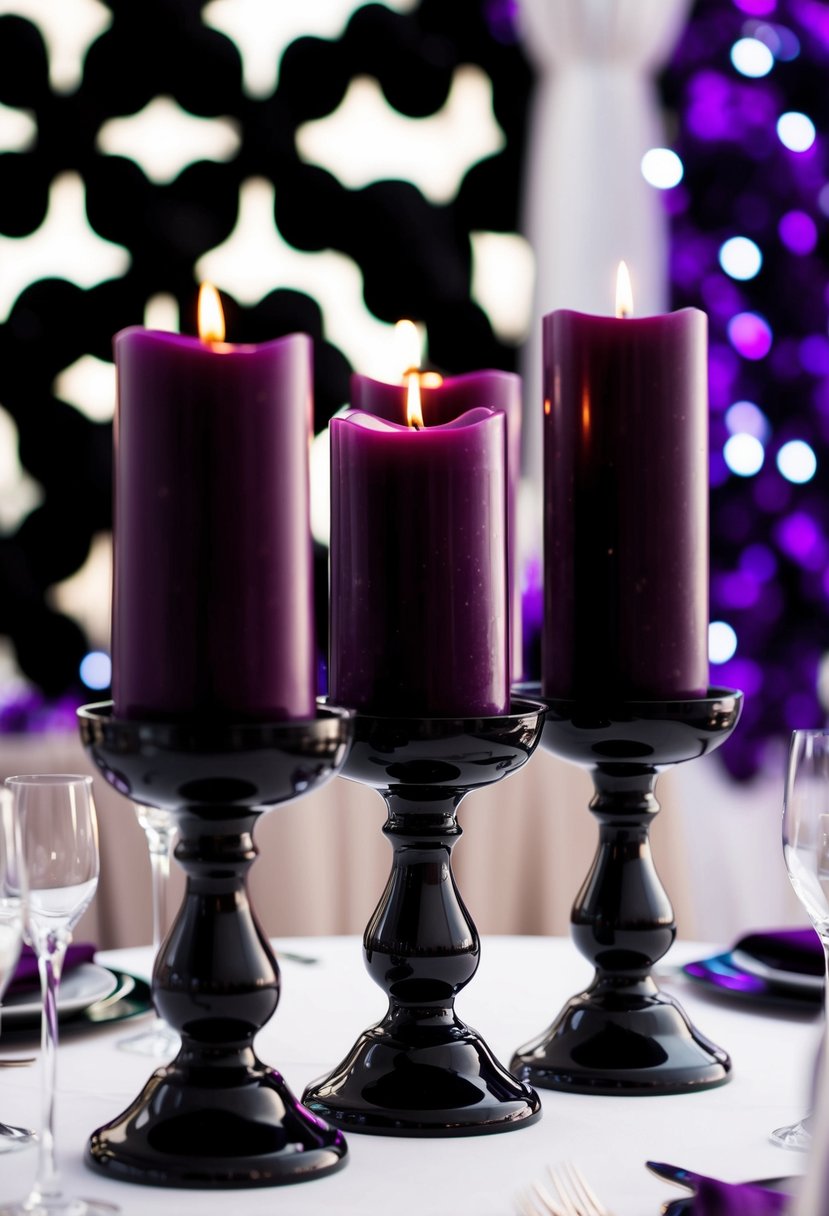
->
[0,937,817,1214]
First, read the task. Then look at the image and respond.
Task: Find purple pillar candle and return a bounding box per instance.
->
[352,369,523,678]
[329,407,509,717]
[542,306,709,701]
[112,322,316,721]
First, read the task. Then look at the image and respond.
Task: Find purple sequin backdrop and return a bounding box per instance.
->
[662,0,829,777]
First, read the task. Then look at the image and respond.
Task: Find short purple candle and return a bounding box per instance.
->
[352,369,523,678]
[542,305,709,701]
[112,321,316,721]
[329,407,509,717]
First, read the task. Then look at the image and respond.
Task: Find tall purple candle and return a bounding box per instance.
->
[351,369,523,679]
[330,407,509,717]
[112,311,315,721]
[542,304,709,700]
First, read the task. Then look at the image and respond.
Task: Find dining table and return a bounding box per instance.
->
[0,935,817,1215]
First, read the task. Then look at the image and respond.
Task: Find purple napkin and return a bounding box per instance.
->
[692,1176,791,1215]
[6,943,96,998]
[649,1164,793,1215]
[734,928,823,978]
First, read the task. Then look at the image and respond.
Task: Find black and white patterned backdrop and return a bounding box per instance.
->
[0,0,533,719]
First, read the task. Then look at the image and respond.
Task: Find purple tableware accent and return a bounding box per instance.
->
[683,953,768,996]
[685,1177,782,1216]
[734,928,823,977]
[7,942,96,996]
[692,1176,791,1215]
[648,1163,794,1215]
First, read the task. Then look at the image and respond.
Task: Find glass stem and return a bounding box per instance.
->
[147,828,172,960]
[34,931,68,1203]
[795,944,829,1216]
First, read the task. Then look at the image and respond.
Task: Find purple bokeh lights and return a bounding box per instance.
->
[667,0,829,778]
[733,0,778,17]
[779,209,818,252]
[727,312,773,359]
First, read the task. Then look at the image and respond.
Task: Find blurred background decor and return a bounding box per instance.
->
[0,0,823,944]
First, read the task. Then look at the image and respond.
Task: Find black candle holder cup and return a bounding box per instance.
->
[510,685,743,1096]
[302,697,545,1136]
[77,700,354,1189]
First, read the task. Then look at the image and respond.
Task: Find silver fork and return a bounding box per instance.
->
[517,1162,614,1216]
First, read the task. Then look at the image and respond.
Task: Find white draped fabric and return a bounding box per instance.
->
[518,0,692,491]
[0,731,801,950]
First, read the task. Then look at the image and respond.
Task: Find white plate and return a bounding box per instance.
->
[2,963,119,1024]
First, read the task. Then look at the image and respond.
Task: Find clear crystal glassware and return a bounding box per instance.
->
[117,804,178,1057]
[772,730,829,1155]
[1,775,115,1216]
[0,787,35,1152]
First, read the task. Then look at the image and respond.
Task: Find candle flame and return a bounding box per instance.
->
[405,368,424,430]
[615,261,633,319]
[198,282,226,344]
[395,319,425,429]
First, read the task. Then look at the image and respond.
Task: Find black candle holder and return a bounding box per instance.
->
[509,686,742,1096]
[302,697,545,1136]
[77,700,353,1189]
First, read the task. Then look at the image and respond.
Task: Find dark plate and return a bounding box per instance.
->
[0,970,152,1041]
[681,949,822,1010]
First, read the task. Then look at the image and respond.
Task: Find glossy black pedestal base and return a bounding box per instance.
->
[78,702,352,1187]
[303,700,545,1136]
[512,979,730,1096]
[88,1061,345,1188]
[306,1018,538,1138]
[510,687,742,1097]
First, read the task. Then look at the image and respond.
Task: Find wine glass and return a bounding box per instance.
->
[772,730,829,1153]
[0,787,36,1152]
[117,803,178,1057]
[1,774,114,1216]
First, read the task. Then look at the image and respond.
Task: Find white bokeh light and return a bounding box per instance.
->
[79,650,111,690]
[709,621,738,664]
[777,439,817,483]
[97,97,241,184]
[296,67,505,206]
[640,148,684,190]
[724,433,765,477]
[48,531,112,649]
[718,236,762,281]
[309,427,331,547]
[0,101,36,152]
[0,0,111,93]
[203,0,417,98]
[0,403,43,531]
[725,400,769,440]
[730,37,774,77]
[53,354,116,423]
[144,293,180,332]
[469,231,534,344]
[777,111,816,152]
[0,172,130,322]
[196,177,402,379]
